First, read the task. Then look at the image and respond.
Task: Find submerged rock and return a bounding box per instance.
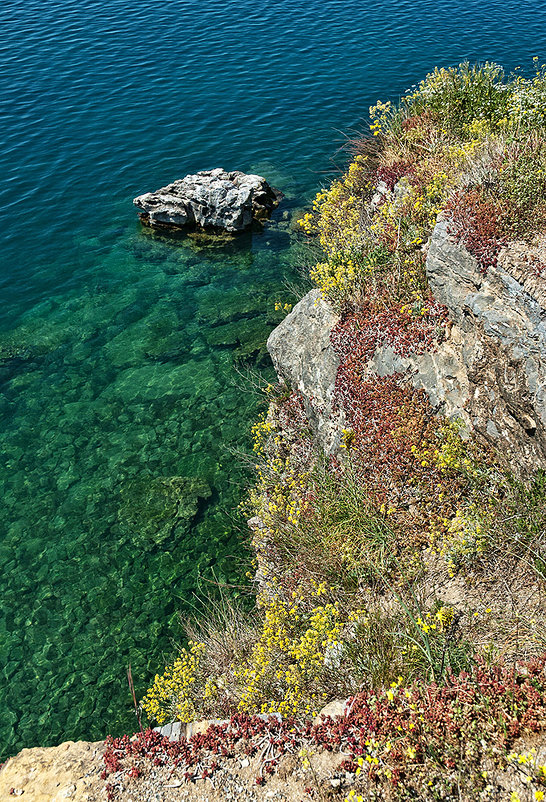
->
[118,476,211,544]
[133,168,280,233]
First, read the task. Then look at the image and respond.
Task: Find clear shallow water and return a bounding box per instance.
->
[1,0,546,760]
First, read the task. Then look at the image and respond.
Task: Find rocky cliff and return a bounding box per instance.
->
[268,220,546,476]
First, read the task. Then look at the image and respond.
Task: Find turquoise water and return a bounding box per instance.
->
[1,0,546,761]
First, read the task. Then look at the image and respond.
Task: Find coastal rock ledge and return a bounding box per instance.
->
[133,168,280,232]
[268,223,546,476]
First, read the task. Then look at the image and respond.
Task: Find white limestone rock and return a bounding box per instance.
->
[133,168,280,232]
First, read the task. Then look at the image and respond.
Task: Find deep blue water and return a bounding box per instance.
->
[1,0,545,760]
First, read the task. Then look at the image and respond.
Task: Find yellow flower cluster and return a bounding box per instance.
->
[298,211,316,235]
[385,169,448,234]
[434,424,484,480]
[508,748,537,765]
[248,401,311,537]
[301,157,371,262]
[346,790,365,802]
[346,733,394,790]
[435,605,455,629]
[141,641,209,725]
[344,155,371,189]
[413,419,484,481]
[416,606,454,635]
[506,748,546,799]
[309,251,362,306]
[340,428,356,450]
[440,505,489,574]
[369,99,393,136]
[251,413,274,454]
[386,675,404,702]
[249,454,309,531]
[274,301,292,312]
[235,581,343,716]
[298,136,457,307]
[422,170,450,226]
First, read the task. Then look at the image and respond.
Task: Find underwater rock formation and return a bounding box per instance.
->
[133,169,280,233]
[118,476,211,545]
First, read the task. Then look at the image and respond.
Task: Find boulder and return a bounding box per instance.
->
[313,698,350,725]
[133,168,280,233]
[267,289,342,455]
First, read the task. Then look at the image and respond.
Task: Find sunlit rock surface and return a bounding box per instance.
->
[267,289,342,455]
[426,219,546,473]
[133,168,280,232]
[0,741,105,801]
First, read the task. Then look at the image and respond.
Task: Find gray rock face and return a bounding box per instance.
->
[364,223,546,473]
[426,219,546,473]
[267,290,342,454]
[133,168,280,232]
[267,225,546,476]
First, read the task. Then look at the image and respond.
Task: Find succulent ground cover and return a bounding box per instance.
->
[104,658,546,801]
[131,62,546,800]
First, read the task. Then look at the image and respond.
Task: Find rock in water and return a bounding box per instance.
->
[133,168,280,232]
